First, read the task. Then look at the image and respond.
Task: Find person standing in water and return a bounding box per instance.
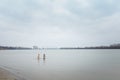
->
[37,53,40,60]
[43,54,46,60]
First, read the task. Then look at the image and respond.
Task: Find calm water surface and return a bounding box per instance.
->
[0,49,120,80]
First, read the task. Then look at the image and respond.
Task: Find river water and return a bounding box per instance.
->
[0,49,120,80]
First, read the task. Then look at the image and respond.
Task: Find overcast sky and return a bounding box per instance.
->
[0,0,120,47]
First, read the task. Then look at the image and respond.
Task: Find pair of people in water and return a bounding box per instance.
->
[37,53,46,60]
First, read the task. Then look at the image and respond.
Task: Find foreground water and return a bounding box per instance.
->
[0,49,120,80]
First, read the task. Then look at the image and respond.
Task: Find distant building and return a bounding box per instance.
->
[33,46,38,49]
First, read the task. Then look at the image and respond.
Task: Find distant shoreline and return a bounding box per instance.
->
[0,46,32,50]
[0,48,120,50]
[60,48,120,49]
[60,47,120,49]
[1,43,120,50]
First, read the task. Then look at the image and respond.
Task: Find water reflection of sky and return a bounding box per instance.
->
[0,50,120,80]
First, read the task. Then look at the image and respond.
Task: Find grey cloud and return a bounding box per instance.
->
[0,0,120,47]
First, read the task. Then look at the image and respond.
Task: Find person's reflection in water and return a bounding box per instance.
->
[37,53,40,63]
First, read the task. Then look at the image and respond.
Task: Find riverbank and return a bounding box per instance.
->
[0,67,24,80]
